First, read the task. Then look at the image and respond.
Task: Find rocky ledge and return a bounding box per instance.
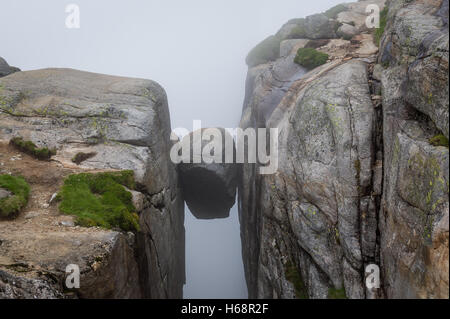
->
[0,68,185,298]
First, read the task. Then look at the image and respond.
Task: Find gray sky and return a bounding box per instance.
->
[1,0,344,298]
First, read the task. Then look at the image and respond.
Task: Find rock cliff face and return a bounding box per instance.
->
[239,0,448,299]
[0,68,184,298]
[378,0,449,299]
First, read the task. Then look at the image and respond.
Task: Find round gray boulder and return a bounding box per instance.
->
[178,128,238,219]
[337,23,359,40]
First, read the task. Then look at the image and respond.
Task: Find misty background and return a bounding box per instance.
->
[1,0,343,298]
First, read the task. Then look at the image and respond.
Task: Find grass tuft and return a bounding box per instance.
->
[429,134,449,147]
[72,152,97,165]
[286,25,307,39]
[57,170,140,232]
[328,287,347,299]
[285,261,309,299]
[375,7,388,46]
[294,47,329,69]
[10,137,56,161]
[0,174,30,218]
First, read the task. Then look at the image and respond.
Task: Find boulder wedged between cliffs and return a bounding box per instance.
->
[177,128,238,220]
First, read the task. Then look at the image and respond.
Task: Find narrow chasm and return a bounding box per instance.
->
[178,129,247,298]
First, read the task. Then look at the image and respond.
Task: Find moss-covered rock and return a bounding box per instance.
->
[57,170,140,232]
[324,4,347,19]
[286,25,307,39]
[0,175,30,218]
[246,35,281,67]
[10,137,56,161]
[375,6,388,46]
[283,19,307,39]
[0,68,185,298]
[429,134,449,148]
[294,47,329,69]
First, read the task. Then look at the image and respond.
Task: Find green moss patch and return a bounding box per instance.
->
[57,170,140,232]
[328,287,347,299]
[10,137,56,161]
[0,174,30,218]
[294,48,329,69]
[72,152,97,165]
[375,6,388,46]
[354,159,361,174]
[286,25,307,39]
[285,261,309,299]
[324,4,347,19]
[246,35,281,67]
[429,134,449,148]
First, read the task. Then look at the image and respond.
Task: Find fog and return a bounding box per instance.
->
[1,0,344,298]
